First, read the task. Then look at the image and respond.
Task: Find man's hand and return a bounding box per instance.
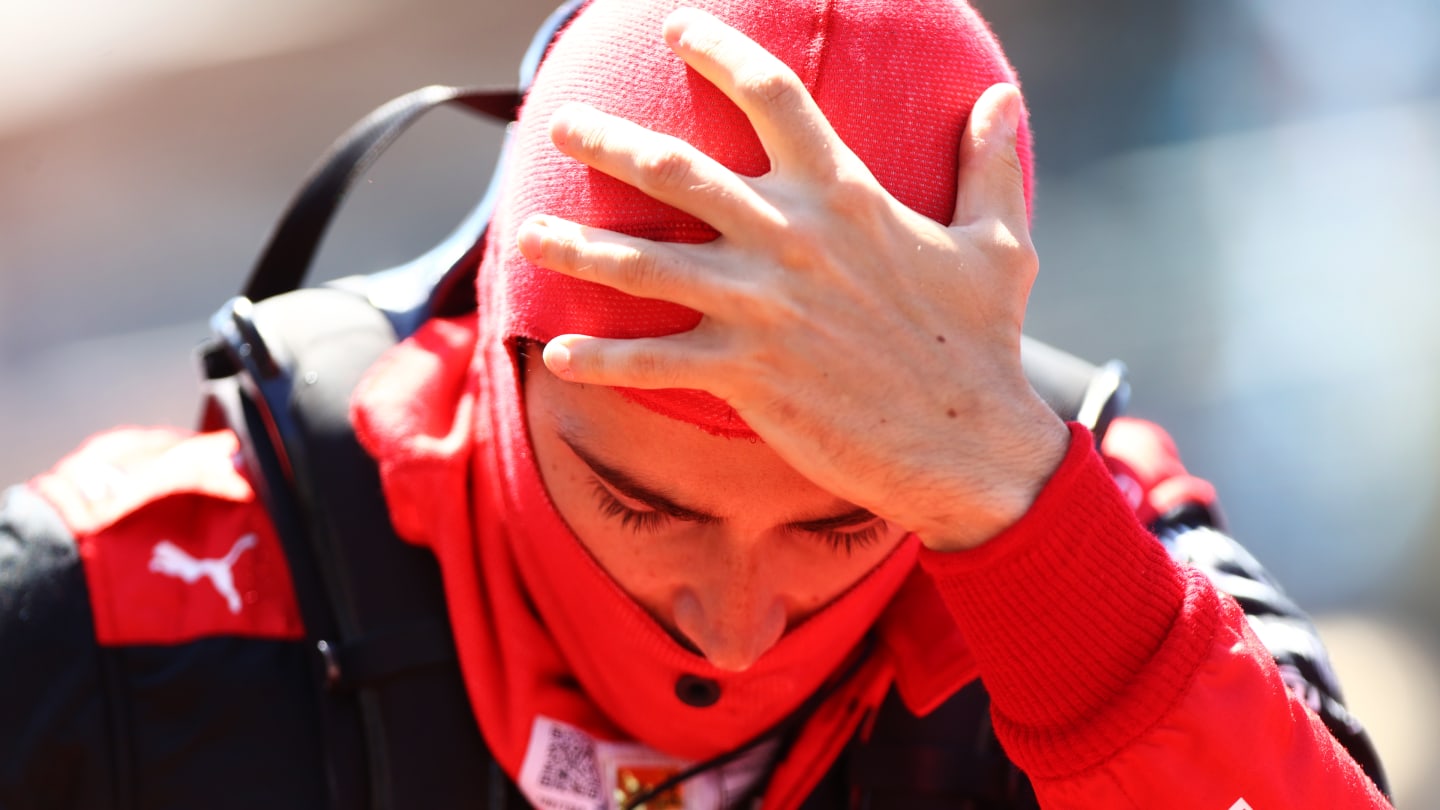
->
[517,7,1068,550]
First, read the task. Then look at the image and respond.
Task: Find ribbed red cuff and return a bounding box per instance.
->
[920,423,1216,776]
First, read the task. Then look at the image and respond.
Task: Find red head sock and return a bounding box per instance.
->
[482,0,1032,437]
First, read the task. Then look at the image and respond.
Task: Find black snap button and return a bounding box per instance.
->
[675,674,721,707]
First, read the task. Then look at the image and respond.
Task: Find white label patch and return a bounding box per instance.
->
[519,718,604,810]
[518,717,776,810]
[1228,800,1254,810]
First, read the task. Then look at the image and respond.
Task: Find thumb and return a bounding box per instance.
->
[952,83,1028,231]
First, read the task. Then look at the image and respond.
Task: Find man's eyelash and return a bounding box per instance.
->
[591,482,671,533]
[590,479,886,555]
[815,524,883,556]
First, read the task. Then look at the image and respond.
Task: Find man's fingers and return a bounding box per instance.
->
[543,334,715,391]
[662,7,848,179]
[550,102,777,238]
[952,83,1029,233]
[517,215,743,314]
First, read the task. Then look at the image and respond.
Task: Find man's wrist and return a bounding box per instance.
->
[912,410,1071,552]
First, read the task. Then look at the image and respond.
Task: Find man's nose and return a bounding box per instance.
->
[671,548,787,672]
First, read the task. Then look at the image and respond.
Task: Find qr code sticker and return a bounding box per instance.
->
[539,723,602,800]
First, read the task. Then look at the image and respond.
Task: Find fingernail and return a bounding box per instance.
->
[543,341,573,379]
[662,10,686,48]
[666,8,718,52]
[1002,88,1022,139]
[550,103,591,148]
[517,217,548,259]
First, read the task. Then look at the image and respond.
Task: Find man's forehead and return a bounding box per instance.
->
[529,363,867,525]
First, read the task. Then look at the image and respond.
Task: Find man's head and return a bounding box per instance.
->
[490,0,1031,669]
[522,342,909,670]
[489,0,1031,431]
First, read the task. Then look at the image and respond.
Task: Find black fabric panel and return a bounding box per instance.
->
[0,485,115,810]
[0,485,328,809]
[852,683,1036,810]
[114,638,326,810]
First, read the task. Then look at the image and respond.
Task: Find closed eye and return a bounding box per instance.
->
[590,481,674,533]
[790,521,886,556]
[590,478,887,555]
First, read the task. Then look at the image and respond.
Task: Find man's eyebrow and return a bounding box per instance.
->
[559,431,718,522]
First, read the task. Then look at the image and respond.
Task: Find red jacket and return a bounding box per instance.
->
[6,348,1390,807]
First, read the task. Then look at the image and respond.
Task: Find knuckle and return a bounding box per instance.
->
[686,29,727,64]
[737,66,799,109]
[995,144,1025,184]
[572,345,603,376]
[572,124,609,161]
[982,219,1037,272]
[638,147,694,193]
[625,248,665,290]
[628,350,673,384]
[551,232,582,269]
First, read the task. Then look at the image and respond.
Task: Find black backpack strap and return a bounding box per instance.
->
[191,9,598,806]
[199,287,506,809]
[798,681,1036,810]
[855,683,1038,810]
[243,0,590,306]
[243,86,519,305]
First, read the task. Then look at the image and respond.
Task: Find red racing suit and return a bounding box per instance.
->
[0,407,1391,808]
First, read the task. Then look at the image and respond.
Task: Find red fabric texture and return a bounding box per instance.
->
[31,429,304,646]
[483,0,1031,437]
[922,423,1200,770]
[1030,593,1392,808]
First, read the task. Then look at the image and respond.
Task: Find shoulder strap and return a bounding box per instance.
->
[803,681,1037,810]
[192,9,595,806]
[243,0,592,307]
[242,85,517,307]
[199,287,512,809]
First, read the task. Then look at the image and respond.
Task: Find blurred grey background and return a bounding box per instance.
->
[1,0,1436,803]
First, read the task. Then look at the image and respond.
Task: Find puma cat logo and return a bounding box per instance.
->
[148,534,257,614]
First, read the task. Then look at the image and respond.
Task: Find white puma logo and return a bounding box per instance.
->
[148,534,257,615]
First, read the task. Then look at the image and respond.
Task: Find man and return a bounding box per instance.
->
[0,0,1391,807]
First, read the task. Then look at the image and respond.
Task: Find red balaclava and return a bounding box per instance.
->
[356,0,1030,797]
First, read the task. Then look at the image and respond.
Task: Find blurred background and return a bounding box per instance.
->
[1,0,1435,803]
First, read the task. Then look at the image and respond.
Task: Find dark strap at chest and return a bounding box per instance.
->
[801,681,1037,810]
